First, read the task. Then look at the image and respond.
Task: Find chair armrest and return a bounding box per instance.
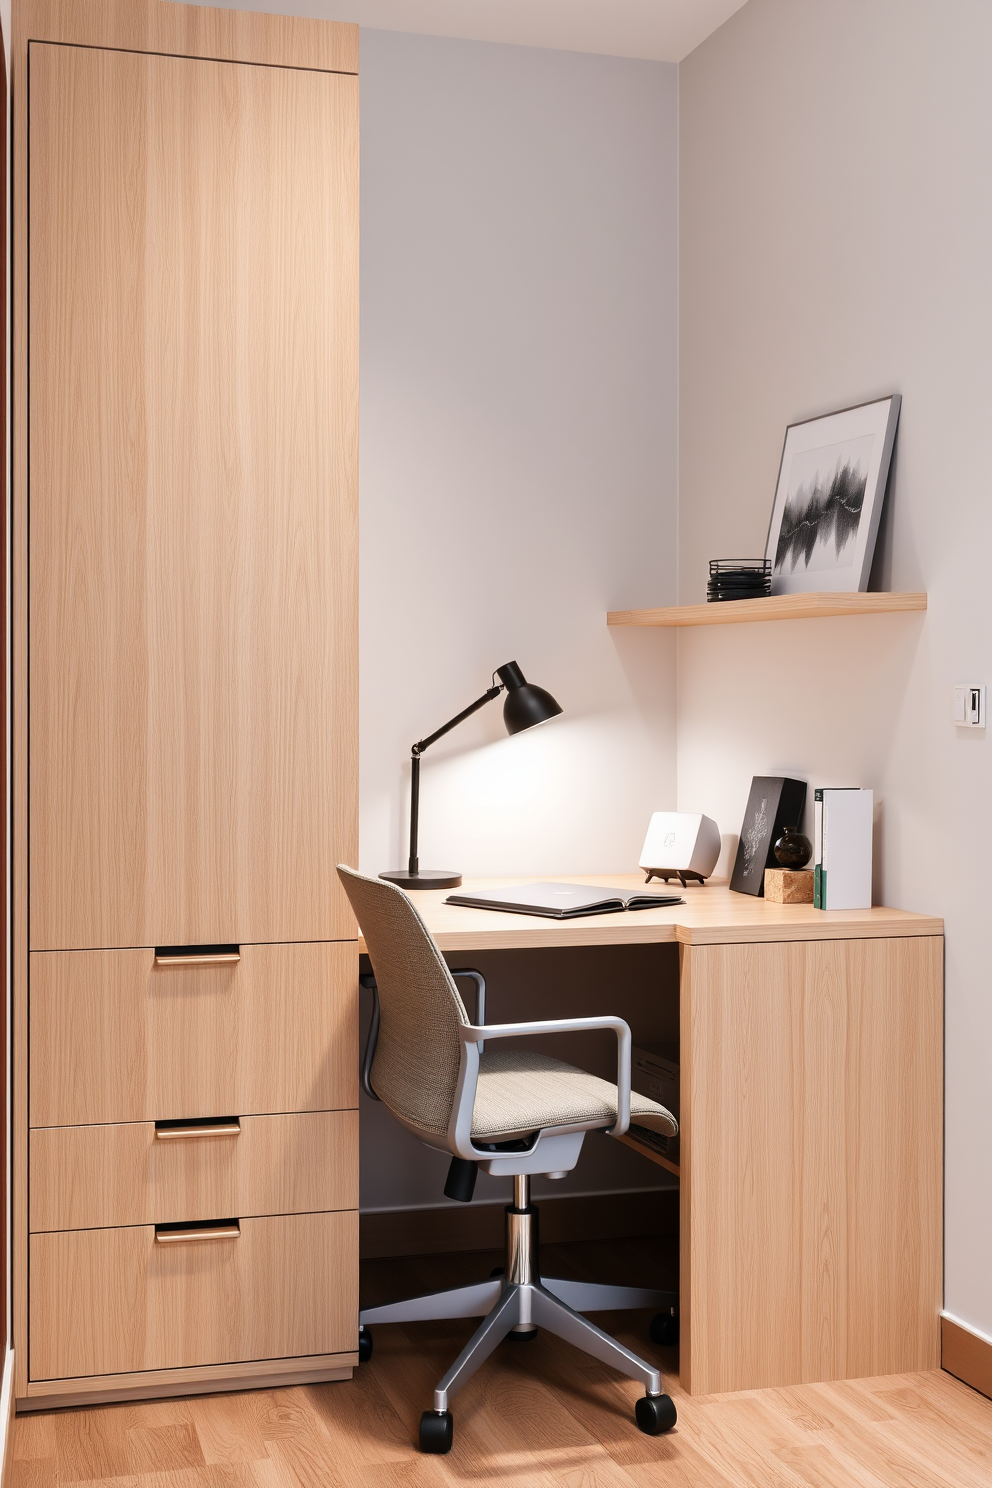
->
[460,1015,627,1044]
[453,1014,632,1142]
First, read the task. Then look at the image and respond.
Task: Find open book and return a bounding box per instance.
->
[445,882,683,919]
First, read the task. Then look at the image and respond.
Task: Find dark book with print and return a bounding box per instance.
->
[730,776,807,897]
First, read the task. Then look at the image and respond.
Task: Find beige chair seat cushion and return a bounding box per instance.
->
[472,1049,678,1142]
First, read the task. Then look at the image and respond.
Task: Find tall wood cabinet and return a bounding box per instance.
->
[13,0,360,1409]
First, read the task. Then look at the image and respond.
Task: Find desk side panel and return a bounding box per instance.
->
[681,935,942,1395]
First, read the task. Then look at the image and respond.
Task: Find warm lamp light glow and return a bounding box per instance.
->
[380,660,562,891]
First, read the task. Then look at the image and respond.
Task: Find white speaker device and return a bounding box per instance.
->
[639,812,721,887]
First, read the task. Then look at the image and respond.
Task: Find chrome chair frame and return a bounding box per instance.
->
[358,969,678,1449]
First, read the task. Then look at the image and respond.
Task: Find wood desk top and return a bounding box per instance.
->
[359,874,942,953]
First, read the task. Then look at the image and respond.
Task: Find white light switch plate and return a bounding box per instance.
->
[954,684,985,728]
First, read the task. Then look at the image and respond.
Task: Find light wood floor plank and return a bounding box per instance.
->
[74,1470,260,1488]
[127,1425,206,1477]
[247,1453,299,1488]
[625,1440,741,1488]
[239,1392,312,1447]
[869,1418,992,1488]
[13,1241,992,1488]
[533,1327,678,1469]
[54,1402,144,1483]
[10,1461,62,1488]
[187,1392,270,1466]
[815,1379,899,1424]
[262,1434,352,1488]
[303,1371,448,1480]
[458,1369,640,1488]
[662,1395,812,1488]
[873,1379,992,1459]
[8,1411,57,1461]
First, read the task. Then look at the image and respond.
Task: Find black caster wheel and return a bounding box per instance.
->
[358,1326,373,1363]
[507,1326,538,1342]
[635,1393,678,1435]
[419,1410,453,1454]
[650,1311,679,1347]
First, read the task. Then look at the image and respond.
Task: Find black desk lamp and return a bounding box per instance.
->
[380,660,563,891]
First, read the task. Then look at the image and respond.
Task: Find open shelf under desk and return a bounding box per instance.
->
[607,591,927,627]
[617,1130,680,1179]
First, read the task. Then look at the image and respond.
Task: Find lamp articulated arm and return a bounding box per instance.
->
[380,659,561,890]
[408,684,503,877]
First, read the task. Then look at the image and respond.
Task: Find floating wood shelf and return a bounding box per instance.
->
[607,591,927,628]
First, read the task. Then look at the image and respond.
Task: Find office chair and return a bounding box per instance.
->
[338,865,680,1454]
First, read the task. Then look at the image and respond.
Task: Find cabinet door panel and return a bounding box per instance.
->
[30,942,358,1127]
[681,935,942,1395]
[28,42,358,950]
[30,1210,357,1381]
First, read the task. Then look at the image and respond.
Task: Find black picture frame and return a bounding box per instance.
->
[765,395,901,594]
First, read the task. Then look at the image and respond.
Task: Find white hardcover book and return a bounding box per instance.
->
[820,788,873,910]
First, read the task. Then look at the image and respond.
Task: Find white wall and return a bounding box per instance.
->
[359,29,680,1210]
[360,31,678,886]
[163,0,745,64]
[679,0,992,1336]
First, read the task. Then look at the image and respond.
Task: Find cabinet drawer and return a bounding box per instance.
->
[30,1110,358,1233]
[30,1210,358,1381]
[30,942,358,1126]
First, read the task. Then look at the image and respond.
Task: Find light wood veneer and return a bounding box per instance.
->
[12,0,361,1407]
[608,591,928,627]
[30,1211,358,1381]
[28,38,358,951]
[20,1357,355,1412]
[14,0,358,74]
[30,942,358,1128]
[680,934,943,1394]
[30,1111,358,1233]
[942,1315,992,1402]
[398,875,942,952]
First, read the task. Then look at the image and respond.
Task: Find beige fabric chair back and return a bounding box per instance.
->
[337,865,470,1136]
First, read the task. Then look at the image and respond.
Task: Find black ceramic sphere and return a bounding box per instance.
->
[773,826,812,869]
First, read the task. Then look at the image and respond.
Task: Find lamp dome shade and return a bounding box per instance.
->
[496,661,563,735]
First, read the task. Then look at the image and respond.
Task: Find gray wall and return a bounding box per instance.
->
[680,0,992,1339]
[359,30,680,1210]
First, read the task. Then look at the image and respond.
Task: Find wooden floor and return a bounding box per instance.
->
[10,1236,992,1487]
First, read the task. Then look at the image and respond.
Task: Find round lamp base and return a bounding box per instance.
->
[379,868,462,891]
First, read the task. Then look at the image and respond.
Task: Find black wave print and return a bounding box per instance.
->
[775,460,867,571]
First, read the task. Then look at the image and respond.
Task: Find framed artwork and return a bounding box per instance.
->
[765,395,901,594]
